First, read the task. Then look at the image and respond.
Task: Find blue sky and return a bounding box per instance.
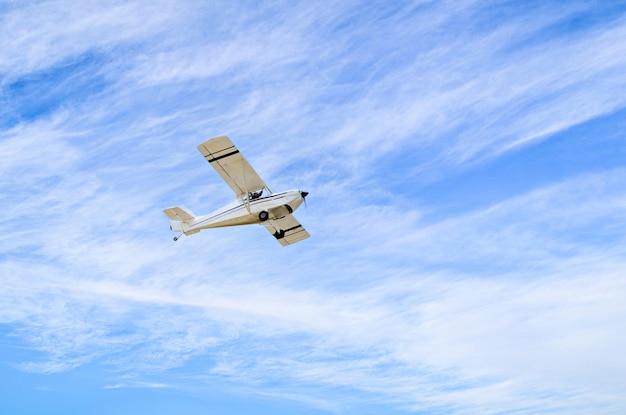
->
[2,1,626,414]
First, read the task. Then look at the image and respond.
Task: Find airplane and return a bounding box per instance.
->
[163,135,310,246]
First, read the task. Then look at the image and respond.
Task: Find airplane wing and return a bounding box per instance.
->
[197,135,267,198]
[264,214,310,246]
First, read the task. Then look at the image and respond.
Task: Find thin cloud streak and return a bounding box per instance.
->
[2,1,626,414]
[2,167,626,412]
[0,0,177,79]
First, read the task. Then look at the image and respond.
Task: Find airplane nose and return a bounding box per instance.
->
[300,191,309,199]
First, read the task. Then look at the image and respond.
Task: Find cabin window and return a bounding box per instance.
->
[249,189,263,200]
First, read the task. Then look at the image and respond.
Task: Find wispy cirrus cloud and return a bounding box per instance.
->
[2,1,626,414]
[0,0,178,79]
[2,163,626,413]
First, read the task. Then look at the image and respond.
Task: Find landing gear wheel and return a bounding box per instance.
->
[173,236,179,241]
[259,211,269,222]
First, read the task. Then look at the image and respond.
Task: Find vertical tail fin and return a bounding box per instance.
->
[163,206,196,233]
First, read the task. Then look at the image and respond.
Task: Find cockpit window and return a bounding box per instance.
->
[249,189,263,200]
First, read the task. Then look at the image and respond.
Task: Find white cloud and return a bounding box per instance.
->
[2,1,626,414]
[2,164,626,412]
[0,0,178,79]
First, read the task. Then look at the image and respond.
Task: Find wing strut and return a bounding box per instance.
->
[242,157,251,213]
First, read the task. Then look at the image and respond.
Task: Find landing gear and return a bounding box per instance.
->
[259,211,269,221]
[173,234,182,241]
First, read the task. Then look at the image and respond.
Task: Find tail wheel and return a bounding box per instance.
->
[259,211,269,221]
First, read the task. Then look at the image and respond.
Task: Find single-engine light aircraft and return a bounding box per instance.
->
[163,135,310,246]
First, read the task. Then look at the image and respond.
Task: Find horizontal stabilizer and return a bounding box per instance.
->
[163,206,195,223]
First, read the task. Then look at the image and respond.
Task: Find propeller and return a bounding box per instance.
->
[300,190,309,207]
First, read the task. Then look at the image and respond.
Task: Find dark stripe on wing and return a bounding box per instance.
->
[273,224,303,240]
[205,149,240,163]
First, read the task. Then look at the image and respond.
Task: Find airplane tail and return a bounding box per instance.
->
[163,206,196,234]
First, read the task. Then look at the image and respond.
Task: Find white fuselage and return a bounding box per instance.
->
[181,189,305,234]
